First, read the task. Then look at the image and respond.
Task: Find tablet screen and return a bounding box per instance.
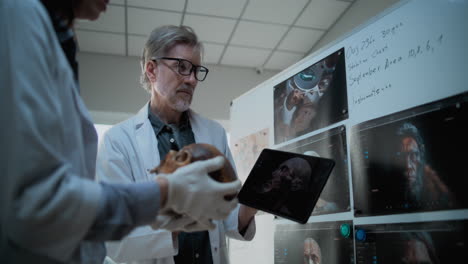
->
[238,148,335,224]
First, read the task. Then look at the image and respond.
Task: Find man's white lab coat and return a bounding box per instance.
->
[96,104,256,264]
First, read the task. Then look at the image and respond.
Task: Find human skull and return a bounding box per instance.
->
[150,143,237,199]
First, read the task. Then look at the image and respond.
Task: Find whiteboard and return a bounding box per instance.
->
[229,0,468,263]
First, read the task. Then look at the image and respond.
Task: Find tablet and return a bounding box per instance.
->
[238,148,335,224]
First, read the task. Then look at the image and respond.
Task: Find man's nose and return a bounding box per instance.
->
[184,70,198,86]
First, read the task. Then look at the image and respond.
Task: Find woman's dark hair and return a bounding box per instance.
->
[40,0,81,81]
[40,0,78,27]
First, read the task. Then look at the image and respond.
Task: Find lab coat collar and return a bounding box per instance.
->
[134,102,150,129]
[133,102,160,177]
[134,102,193,129]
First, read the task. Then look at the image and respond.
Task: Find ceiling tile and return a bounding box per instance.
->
[76,30,125,56]
[183,15,236,43]
[264,51,304,70]
[243,0,308,25]
[110,0,124,4]
[187,0,246,18]
[278,27,324,52]
[296,0,350,29]
[221,46,271,68]
[127,8,182,35]
[76,5,125,33]
[202,43,225,64]
[230,21,288,49]
[127,0,185,11]
[128,35,147,57]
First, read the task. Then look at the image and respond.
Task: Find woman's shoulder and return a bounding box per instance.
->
[3,0,58,57]
[5,0,51,27]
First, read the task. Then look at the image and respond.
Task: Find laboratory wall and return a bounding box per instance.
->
[78,52,279,126]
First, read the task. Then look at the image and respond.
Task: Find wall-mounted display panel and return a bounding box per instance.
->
[273,48,348,144]
[279,125,350,216]
[351,92,468,216]
[355,220,468,263]
[275,221,354,264]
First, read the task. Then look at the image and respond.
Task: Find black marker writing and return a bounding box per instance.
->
[381,22,404,39]
[353,83,393,105]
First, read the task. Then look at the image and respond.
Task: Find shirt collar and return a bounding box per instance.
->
[147,104,191,134]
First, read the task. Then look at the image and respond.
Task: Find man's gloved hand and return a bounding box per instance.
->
[151,213,216,232]
[157,156,241,220]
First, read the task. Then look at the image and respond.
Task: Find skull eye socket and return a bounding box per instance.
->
[175,151,190,163]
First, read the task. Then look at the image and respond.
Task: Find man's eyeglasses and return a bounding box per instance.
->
[152,57,209,81]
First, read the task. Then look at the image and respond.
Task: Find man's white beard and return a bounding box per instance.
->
[173,99,191,112]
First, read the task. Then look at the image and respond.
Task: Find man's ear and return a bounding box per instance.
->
[146,60,157,82]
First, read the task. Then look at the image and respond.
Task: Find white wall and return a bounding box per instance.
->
[311,0,400,53]
[78,52,279,128]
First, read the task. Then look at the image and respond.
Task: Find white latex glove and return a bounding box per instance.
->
[158,156,241,220]
[151,213,216,232]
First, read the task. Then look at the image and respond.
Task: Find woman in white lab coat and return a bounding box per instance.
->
[0,1,240,263]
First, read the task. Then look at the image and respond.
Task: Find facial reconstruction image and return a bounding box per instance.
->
[351,92,468,216]
[274,48,348,144]
[355,220,468,264]
[279,125,350,215]
[259,157,312,217]
[275,221,354,264]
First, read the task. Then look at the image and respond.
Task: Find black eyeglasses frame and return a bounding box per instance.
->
[151,57,209,81]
